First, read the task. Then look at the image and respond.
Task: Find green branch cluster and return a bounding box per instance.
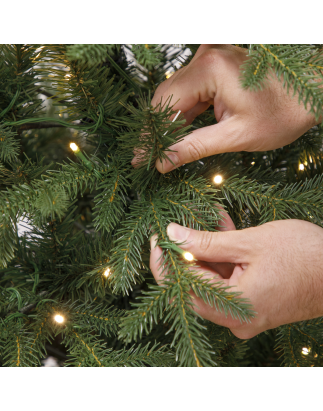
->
[1,44,323,367]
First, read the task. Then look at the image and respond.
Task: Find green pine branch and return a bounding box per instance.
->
[222,174,323,224]
[241,44,323,121]
[109,199,150,294]
[66,44,120,67]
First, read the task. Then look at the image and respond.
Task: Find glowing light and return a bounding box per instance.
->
[183,252,194,261]
[103,267,111,278]
[54,314,64,324]
[59,113,62,117]
[70,142,78,152]
[165,70,174,79]
[251,162,255,165]
[302,347,310,355]
[299,163,305,171]
[213,175,223,184]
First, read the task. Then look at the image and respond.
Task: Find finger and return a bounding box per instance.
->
[131,147,145,168]
[151,45,228,120]
[186,264,242,328]
[155,117,244,173]
[189,289,243,329]
[151,67,185,108]
[152,54,217,115]
[150,234,245,329]
[205,207,236,278]
[182,101,211,126]
[150,234,165,284]
[167,223,250,263]
[216,206,236,232]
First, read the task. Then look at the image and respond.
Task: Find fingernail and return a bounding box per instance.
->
[167,223,190,242]
[161,154,179,172]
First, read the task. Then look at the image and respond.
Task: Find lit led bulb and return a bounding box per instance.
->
[213,175,223,184]
[165,70,174,79]
[251,162,255,165]
[302,347,310,355]
[299,163,305,171]
[54,314,65,324]
[183,252,194,261]
[103,267,111,278]
[70,142,79,152]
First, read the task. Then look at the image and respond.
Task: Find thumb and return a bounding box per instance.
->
[156,117,244,174]
[167,223,249,263]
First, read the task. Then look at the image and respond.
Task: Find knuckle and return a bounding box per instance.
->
[196,49,219,67]
[198,231,214,253]
[152,84,166,106]
[187,139,207,161]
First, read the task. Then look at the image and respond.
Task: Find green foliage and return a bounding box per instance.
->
[109,199,150,294]
[66,44,119,66]
[1,44,323,367]
[0,45,44,124]
[92,161,129,232]
[205,323,250,366]
[0,125,20,163]
[132,44,163,70]
[117,95,190,190]
[276,319,323,367]
[241,44,323,121]
[222,174,323,225]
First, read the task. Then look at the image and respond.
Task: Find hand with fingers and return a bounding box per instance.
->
[132,44,318,173]
[150,219,323,339]
[140,44,323,337]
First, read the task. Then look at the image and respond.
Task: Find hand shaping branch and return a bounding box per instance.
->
[142,44,323,337]
[132,44,318,173]
[150,219,323,339]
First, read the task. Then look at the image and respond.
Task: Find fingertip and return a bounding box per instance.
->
[155,158,165,174]
[155,153,180,174]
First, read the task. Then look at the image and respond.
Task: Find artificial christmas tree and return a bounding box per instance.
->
[1,44,323,367]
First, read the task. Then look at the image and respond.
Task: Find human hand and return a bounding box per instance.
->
[150,219,323,339]
[137,44,318,174]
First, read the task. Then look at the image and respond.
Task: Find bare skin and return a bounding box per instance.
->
[132,44,318,172]
[135,44,323,338]
[150,220,323,339]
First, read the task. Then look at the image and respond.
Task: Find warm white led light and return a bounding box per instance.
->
[70,142,78,152]
[251,162,255,165]
[299,163,305,171]
[165,70,174,79]
[302,347,310,355]
[213,175,223,184]
[103,267,111,277]
[54,314,64,324]
[183,252,194,261]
